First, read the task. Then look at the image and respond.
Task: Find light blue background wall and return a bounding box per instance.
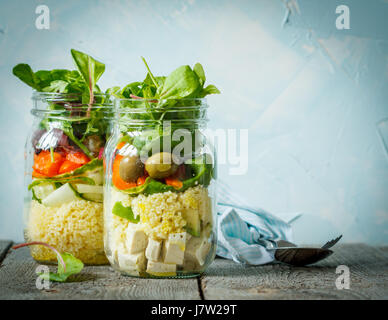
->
[0,0,387,244]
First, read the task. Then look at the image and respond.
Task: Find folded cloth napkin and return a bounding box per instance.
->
[216,181,301,265]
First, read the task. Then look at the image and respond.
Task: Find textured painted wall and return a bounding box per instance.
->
[0,0,387,244]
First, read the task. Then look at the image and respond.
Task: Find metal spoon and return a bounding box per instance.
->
[274,235,342,266]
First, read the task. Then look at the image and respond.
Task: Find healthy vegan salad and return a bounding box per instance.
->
[105,58,219,277]
[15,49,113,265]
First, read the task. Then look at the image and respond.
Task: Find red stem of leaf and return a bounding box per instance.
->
[98,147,104,159]
[87,64,94,117]
[12,242,66,273]
[129,94,158,103]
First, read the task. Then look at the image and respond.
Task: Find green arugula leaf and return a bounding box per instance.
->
[193,63,206,86]
[38,252,84,282]
[12,64,41,90]
[106,86,121,98]
[42,80,69,93]
[37,70,85,94]
[70,49,105,105]
[108,59,220,106]
[200,84,220,97]
[121,81,143,98]
[143,73,166,89]
[159,65,201,99]
[141,57,159,89]
[13,65,86,94]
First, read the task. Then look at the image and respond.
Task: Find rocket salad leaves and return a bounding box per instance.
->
[70,48,105,113]
[13,49,112,173]
[12,65,84,93]
[41,252,84,282]
[12,242,84,282]
[110,58,220,121]
[158,65,201,99]
[12,49,105,98]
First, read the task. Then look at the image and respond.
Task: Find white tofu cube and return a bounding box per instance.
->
[146,261,176,276]
[126,223,148,254]
[112,242,126,260]
[111,231,125,253]
[117,251,146,274]
[145,238,162,261]
[169,232,187,246]
[163,232,187,265]
[185,237,211,266]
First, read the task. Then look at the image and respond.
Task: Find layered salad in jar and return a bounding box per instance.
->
[105,59,220,277]
[14,49,113,264]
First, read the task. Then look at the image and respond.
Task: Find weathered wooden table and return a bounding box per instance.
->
[0,240,387,300]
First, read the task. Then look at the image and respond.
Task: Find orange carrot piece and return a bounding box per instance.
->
[66,151,90,165]
[112,155,137,190]
[32,170,47,178]
[137,175,147,186]
[165,177,183,189]
[164,164,185,189]
[58,160,82,174]
[33,151,64,177]
[116,142,126,150]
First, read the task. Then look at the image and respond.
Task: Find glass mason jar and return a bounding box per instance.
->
[104,98,217,278]
[24,92,114,265]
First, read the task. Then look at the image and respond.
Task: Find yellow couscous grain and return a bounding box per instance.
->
[130,185,211,240]
[27,200,108,265]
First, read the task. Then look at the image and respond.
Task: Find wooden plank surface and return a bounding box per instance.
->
[201,244,388,300]
[0,240,12,264]
[0,243,387,300]
[0,245,201,300]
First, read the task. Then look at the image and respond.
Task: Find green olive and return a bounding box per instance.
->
[145,152,179,179]
[119,155,144,183]
[84,135,104,157]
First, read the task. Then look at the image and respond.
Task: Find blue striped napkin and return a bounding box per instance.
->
[216,180,301,265]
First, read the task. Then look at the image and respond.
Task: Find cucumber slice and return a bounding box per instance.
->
[80,193,103,203]
[183,208,201,237]
[84,169,103,185]
[73,184,103,203]
[75,184,103,194]
[32,183,56,202]
[41,183,81,207]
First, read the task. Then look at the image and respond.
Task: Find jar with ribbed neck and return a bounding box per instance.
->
[24,92,114,265]
[104,98,217,278]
